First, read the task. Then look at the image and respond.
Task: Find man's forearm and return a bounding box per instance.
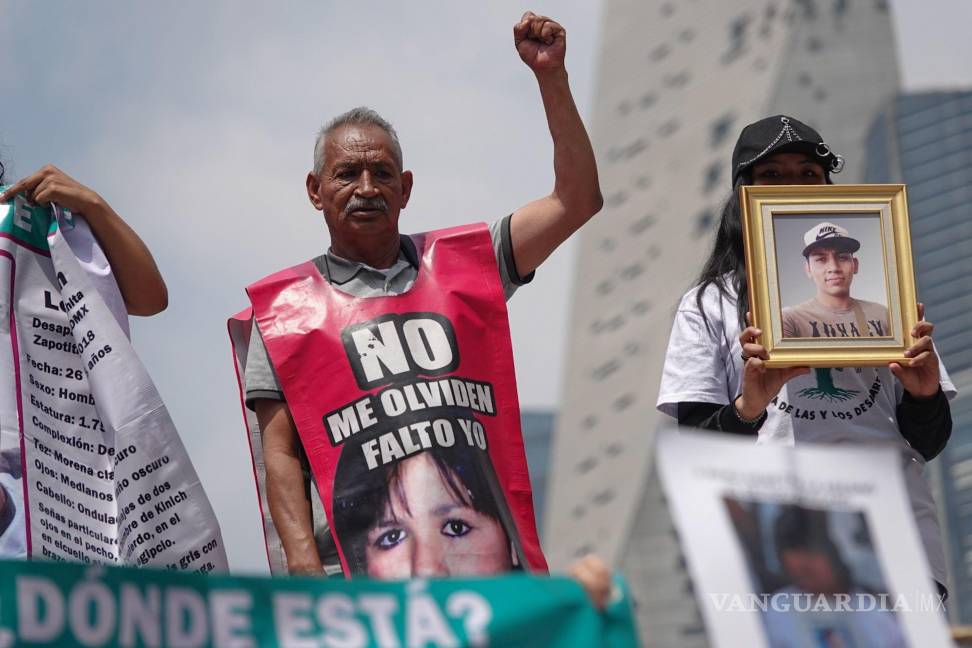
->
[257,400,323,575]
[264,450,323,574]
[536,68,602,225]
[509,68,602,276]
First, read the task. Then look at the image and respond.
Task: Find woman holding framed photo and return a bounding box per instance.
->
[656,115,956,597]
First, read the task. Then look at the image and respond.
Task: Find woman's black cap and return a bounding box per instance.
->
[731,115,845,186]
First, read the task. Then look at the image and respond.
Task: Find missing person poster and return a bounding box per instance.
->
[655,429,952,648]
[0,194,226,570]
[229,224,546,578]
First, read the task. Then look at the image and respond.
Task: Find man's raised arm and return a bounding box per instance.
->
[509,11,602,278]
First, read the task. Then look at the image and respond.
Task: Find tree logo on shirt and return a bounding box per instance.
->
[796,368,860,402]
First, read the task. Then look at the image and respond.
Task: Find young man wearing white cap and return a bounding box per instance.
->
[781,221,889,339]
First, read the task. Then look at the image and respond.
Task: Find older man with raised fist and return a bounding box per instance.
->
[230,11,610,605]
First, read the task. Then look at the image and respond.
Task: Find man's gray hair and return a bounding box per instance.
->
[312,106,403,175]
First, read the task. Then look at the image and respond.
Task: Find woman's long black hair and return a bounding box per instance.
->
[695,175,750,332]
[0,159,6,184]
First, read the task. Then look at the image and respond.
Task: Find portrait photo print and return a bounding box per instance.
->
[723,497,910,648]
[740,184,918,367]
[774,214,892,340]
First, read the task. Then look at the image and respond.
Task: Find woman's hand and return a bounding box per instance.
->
[890,303,941,399]
[736,315,810,420]
[1,165,168,316]
[1,164,101,213]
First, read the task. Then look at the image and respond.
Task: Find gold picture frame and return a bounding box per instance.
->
[740,184,918,368]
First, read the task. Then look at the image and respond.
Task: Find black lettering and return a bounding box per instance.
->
[44,290,62,312]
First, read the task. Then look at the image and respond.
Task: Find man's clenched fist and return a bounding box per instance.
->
[514,11,566,73]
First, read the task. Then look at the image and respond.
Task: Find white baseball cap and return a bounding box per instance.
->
[802,221,860,257]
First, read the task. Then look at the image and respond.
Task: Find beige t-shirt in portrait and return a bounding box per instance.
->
[781,298,890,339]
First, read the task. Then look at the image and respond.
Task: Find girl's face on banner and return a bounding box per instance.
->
[364,453,513,578]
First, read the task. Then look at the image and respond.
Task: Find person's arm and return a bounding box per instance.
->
[888,304,953,459]
[0,165,167,316]
[256,399,323,575]
[677,401,767,435]
[737,318,810,421]
[896,388,951,460]
[508,12,602,278]
[890,304,941,400]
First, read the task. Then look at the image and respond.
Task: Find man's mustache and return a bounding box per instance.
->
[345,196,388,215]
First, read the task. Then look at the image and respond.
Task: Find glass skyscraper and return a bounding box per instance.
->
[520,409,554,534]
[866,89,972,622]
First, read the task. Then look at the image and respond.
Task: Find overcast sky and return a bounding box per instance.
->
[3,1,971,572]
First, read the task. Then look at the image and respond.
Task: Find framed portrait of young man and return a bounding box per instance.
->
[740,184,918,367]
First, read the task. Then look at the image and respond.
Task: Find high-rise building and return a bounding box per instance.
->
[934,369,972,623]
[866,90,972,623]
[545,1,900,643]
[521,409,555,534]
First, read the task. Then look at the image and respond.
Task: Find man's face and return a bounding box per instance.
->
[780,548,843,595]
[306,124,413,248]
[804,246,858,299]
[751,152,826,185]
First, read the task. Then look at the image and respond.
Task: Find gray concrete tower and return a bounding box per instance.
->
[545,1,900,643]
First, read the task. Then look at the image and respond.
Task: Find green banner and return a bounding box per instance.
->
[0,188,56,251]
[0,559,639,647]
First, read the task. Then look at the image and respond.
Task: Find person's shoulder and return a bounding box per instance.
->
[781,304,794,317]
[407,222,491,238]
[671,281,741,339]
[246,255,325,290]
[402,223,494,254]
[679,278,737,313]
[781,299,814,318]
[675,285,705,314]
[853,298,890,322]
[854,298,889,313]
